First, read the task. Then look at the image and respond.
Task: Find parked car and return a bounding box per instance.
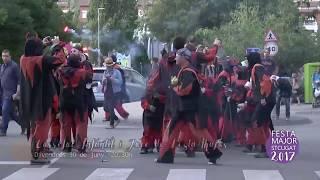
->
[92,67,146,107]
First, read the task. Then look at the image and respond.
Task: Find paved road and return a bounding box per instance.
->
[0,103,319,180]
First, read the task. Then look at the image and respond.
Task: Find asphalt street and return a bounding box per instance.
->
[0,102,319,180]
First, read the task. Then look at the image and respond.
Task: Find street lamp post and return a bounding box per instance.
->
[98,7,105,66]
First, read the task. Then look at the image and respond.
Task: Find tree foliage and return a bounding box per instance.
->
[195,0,320,71]
[0,8,8,25]
[87,0,138,54]
[129,43,149,76]
[147,0,241,42]
[0,0,71,60]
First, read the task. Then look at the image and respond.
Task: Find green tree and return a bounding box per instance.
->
[147,0,241,42]
[0,8,8,25]
[195,0,319,71]
[196,4,264,57]
[0,0,34,59]
[0,0,72,59]
[87,0,138,54]
[130,43,149,76]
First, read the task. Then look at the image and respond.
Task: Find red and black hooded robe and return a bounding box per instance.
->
[157,65,200,162]
[216,61,237,142]
[20,37,66,140]
[246,52,276,148]
[147,53,180,128]
[141,68,166,150]
[157,65,221,163]
[58,55,92,151]
[81,58,98,121]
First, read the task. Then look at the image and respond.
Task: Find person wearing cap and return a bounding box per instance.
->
[270,75,292,121]
[156,48,222,165]
[102,57,123,128]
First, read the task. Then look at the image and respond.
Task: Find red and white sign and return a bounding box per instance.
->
[265,30,278,42]
[264,41,278,56]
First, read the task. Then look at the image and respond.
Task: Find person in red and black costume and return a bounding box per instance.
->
[58,54,92,153]
[217,58,238,143]
[147,37,183,138]
[81,53,98,123]
[155,48,222,165]
[143,43,179,155]
[198,73,222,155]
[231,66,250,146]
[160,37,184,130]
[140,74,166,154]
[204,38,222,77]
[20,33,66,164]
[47,39,68,148]
[70,45,98,122]
[161,37,197,157]
[185,37,218,76]
[245,52,276,158]
[140,48,169,154]
[67,46,97,147]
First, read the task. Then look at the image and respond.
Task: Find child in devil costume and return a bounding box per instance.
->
[20,33,66,164]
[140,87,165,154]
[59,54,92,153]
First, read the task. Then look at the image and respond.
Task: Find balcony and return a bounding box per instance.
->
[57,0,68,8]
[295,0,320,14]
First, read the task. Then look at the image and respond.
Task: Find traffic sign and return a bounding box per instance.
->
[264,41,278,56]
[246,48,261,55]
[265,30,278,42]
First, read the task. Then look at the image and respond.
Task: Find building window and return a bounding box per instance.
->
[81,10,88,19]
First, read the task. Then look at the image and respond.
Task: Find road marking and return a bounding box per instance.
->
[85,168,134,180]
[166,169,206,180]
[3,168,59,180]
[0,161,30,165]
[315,171,320,178]
[89,124,140,129]
[243,170,284,180]
[42,158,60,168]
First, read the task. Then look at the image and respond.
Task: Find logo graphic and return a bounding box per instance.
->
[266,130,299,163]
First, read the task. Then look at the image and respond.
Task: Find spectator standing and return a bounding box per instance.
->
[291,73,301,104]
[0,49,23,136]
[271,75,292,121]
